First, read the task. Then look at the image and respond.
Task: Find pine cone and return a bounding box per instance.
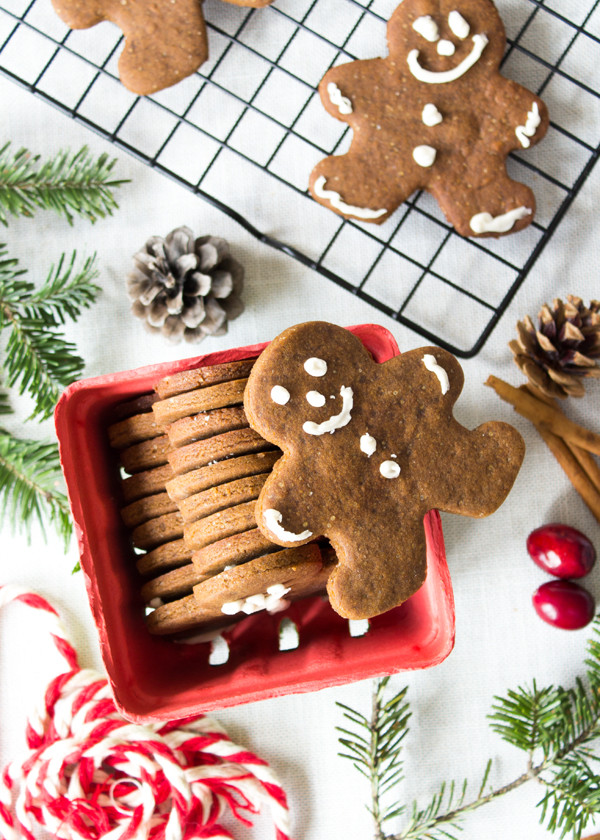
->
[127,226,244,343]
[509,295,600,399]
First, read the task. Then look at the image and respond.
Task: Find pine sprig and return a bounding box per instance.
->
[0,143,127,225]
[338,619,600,840]
[0,245,100,419]
[0,431,72,548]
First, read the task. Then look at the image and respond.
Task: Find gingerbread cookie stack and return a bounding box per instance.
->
[108,358,333,638]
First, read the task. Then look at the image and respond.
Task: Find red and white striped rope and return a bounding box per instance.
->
[0,584,291,840]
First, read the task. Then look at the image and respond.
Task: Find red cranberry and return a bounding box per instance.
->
[532,580,595,630]
[526,523,596,579]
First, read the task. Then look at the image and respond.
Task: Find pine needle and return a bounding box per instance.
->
[0,143,127,225]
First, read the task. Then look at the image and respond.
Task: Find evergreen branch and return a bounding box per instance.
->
[338,619,600,840]
[0,143,127,225]
[0,431,72,548]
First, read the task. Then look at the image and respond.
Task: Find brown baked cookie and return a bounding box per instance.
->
[184,500,258,550]
[108,412,161,450]
[192,528,278,576]
[131,511,184,550]
[168,427,273,476]
[136,538,192,576]
[141,563,208,603]
[121,463,174,503]
[50,0,273,96]
[108,392,159,422]
[156,358,255,400]
[120,435,170,474]
[179,473,269,523]
[166,450,280,502]
[309,0,548,237]
[153,378,248,427]
[121,491,178,529]
[166,405,248,448]
[244,321,525,620]
[144,594,230,637]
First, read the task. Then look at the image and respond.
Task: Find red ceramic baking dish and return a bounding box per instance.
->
[55,324,455,722]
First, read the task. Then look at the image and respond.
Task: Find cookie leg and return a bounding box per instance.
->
[433,169,536,238]
[326,516,428,619]
[309,153,418,225]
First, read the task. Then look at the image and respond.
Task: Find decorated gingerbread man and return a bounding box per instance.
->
[309,0,549,237]
[244,322,525,619]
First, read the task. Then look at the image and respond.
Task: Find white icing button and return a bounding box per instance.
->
[380,460,401,479]
[327,81,352,115]
[470,206,531,234]
[304,357,327,377]
[271,385,290,405]
[437,39,455,56]
[413,145,437,167]
[422,354,450,394]
[360,433,377,457]
[422,103,443,126]
[448,10,470,39]
[412,15,439,42]
[306,390,326,407]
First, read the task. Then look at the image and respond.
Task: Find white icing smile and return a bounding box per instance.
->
[263,509,312,542]
[407,33,489,84]
[303,385,353,435]
[313,176,387,220]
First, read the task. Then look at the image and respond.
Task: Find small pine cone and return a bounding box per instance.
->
[509,295,600,399]
[127,226,244,343]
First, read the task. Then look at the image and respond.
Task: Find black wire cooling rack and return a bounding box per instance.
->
[0,0,599,356]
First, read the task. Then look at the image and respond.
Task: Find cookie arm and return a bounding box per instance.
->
[318,59,382,123]
[483,77,549,154]
[254,460,320,548]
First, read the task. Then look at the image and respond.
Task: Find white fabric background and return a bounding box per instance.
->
[1,10,600,834]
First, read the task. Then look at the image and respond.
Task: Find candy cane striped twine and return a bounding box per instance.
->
[0,584,291,840]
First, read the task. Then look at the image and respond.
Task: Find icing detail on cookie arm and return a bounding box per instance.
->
[515,102,541,148]
[407,33,488,84]
[313,176,387,220]
[263,509,313,542]
[422,354,450,394]
[303,385,353,435]
[422,103,443,126]
[413,145,437,167]
[413,15,439,42]
[470,206,531,234]
[448,10,470,39]
[327,82,352,115]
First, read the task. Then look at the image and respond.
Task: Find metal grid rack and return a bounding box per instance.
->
[0,0,599,356]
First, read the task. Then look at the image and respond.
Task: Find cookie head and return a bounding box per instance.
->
[244,322,373,450]
[388,0,505,83]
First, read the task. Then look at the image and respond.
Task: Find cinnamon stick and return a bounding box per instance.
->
[485,375,600,455]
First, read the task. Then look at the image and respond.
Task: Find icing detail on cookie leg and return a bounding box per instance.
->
[271,385,290,405]
[303,386,353,435]
[407,33,488,84]
[306,390,326,407]
[515,102,541,148]
[313,176,387,220]
[263,508,313,542]
[448,10,470,39]
[422,103,443,126]
[360,433,377,457]
[413,145,437,167]
[221,583,292,616]
[470,206,531,234]
[412,15,439,42]
[380,460,401,479]
[327,82,352,115]
[437,39,455,56]
[304,357,327,376]
[422,354,450,394]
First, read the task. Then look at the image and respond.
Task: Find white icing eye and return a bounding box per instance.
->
[380,460,401,479]
[306,390,326,407]
[304,357,327,376]
[448,10,470,39]
[271,385,290,405]
[412,15,439,42]
[437,39,455,56]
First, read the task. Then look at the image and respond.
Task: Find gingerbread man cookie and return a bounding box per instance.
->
[51,0,273,95]
[309,0,549,237]
[244,322,525,619]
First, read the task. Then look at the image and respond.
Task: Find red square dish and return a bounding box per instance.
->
[55,324,455,722]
